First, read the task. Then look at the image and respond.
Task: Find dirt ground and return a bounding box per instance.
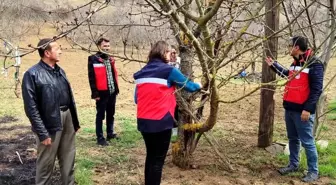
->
[0,26,335,185]
[0,119,62,185]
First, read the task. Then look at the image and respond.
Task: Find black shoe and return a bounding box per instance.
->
[278,165,299,175]
[97,139,109,146]
[107,134,119,141]
[302,172,318,182]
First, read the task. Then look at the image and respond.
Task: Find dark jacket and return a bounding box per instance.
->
[88,52,119,99]
[22,61,80,142]
[271,50,324,113]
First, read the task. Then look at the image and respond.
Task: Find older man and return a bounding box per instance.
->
[22,38,80,185]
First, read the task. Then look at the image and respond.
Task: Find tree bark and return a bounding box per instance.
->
[172,46,195,169]
[258,0,279,147]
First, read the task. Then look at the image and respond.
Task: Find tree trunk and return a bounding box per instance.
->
[258,0,279,147]
[172,46,195,169]
[314,93,327,137]
[314,0,336,137]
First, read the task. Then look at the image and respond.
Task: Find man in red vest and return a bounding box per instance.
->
[88,38,119,146]
[265,36,324,182]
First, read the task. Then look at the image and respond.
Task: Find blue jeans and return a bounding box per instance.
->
[285,110,318,174]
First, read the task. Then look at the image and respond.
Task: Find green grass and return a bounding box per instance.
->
[74,113,142,185]
[114,115,142,148]
[328,101,336,120]
[82,127,96,134]
[328,114,336,120]
[319,142,336,178]
[276,142,336,178]
[320,125,329,131]
[171,135,178,142]
[75,157,96,185]
[74,133,100,185]
[329,101,336,110]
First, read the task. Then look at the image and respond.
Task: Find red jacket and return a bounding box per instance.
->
[135,78,176,120]
[133,59,201,133]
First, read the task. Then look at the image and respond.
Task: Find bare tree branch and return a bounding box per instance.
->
[0,0,110,58]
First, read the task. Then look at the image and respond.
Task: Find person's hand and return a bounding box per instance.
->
[301,110,311,122]
[95,97,100,101]
[265,56,274,66]
[41,138,52,146]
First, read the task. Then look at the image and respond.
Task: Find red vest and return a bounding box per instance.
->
[283,66,310,104]
[283,50,312,104]
[93,57,118,91]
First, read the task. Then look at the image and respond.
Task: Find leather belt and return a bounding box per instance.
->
[60,105,69,112]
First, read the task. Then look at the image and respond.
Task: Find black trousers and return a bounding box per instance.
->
[141,129,172,185]
[95,93,116,140]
